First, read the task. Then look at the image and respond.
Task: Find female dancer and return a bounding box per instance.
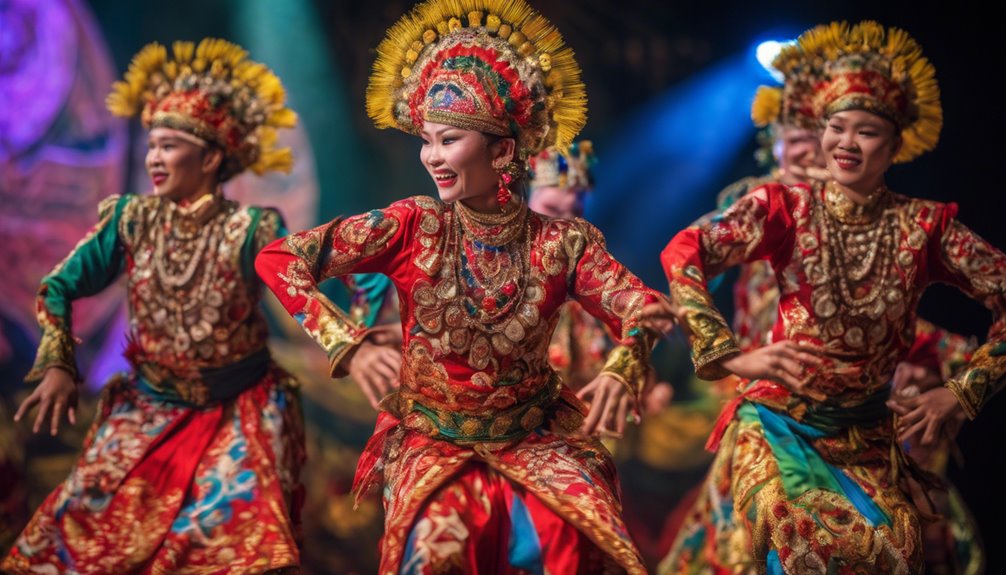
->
[256,1,663,572]
[4,39,305,573]
[654,21,1005,574]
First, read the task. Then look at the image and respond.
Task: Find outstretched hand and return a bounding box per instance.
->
[14,367,78,435]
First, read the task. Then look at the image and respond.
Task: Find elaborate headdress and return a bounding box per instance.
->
[768,21,941,163]
[529,140,596,191]
[106,38,297,180]
[366,0,587,160]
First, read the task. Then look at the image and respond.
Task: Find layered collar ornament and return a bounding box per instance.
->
[455,196,528,248]
[823,180,890,225]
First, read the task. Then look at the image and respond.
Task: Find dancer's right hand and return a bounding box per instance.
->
[347,340,402,410]
[14,367,78,435]
[717,340,824,399]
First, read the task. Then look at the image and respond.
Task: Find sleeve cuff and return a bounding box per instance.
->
[24,332,79,384]
[599,343,648,397]
[944,377,979,420]
[693,343,741,381]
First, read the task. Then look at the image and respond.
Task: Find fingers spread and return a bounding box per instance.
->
[615,394,630,436]
[920,418,941,446]
[356,373,380,410]
[899,418,928,444]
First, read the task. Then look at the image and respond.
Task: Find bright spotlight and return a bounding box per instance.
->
[755,40,793,83]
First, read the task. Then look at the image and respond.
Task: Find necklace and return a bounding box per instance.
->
[451,202,532,328]
[817,183,896,317]
[152,200,228,351]
[823,180,888,224]
[454,198,527,247]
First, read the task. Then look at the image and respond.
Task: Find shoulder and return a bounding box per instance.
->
[890,193,957,230]
[241,204,284,225]
[102,193,153,218]
[534,212,601,238]
[390,195,447,216]
[533,212,606,261]
[230,203,288,250]
[111,194,158,245]
[352,195,448,231]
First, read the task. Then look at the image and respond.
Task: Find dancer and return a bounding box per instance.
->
[653,21,1005,574]
[3,39,305,573]
[256,1,663,572]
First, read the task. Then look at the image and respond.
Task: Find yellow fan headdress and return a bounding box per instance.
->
[106,38,297,180]
[800,21,942,163]
[366,0,587,160]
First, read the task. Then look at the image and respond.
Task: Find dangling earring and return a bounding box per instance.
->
[494,159,512,207]
[497,172,513,207]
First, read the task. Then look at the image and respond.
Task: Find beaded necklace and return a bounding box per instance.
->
[452,199,532,328]
[818,181,896,317]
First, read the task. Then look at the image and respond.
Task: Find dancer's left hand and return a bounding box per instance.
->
[887,387,967,446]
[578,374,636,438]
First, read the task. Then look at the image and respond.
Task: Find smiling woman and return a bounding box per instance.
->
[2,38,306,574]
[822,110,901,201]
[655,21,1006,575]
[254,1,669,573]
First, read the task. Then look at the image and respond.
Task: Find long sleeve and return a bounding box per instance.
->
[566,219,659,397]
[929,214,1006,419]
[660,183,797,379]
[254,199,415,376]
[25,195,130,383]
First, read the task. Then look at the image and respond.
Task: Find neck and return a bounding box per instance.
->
[833,176,884,205]
[174,180,219,207]
[169,186,222,225]
[459,193,502,214]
